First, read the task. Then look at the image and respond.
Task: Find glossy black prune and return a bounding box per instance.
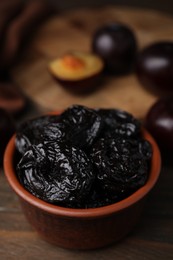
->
[17,141,95,208]
[16,105,103,155]
[84,180,120,208]
[90,136,152,200]
[15,115,62,154]
[15,105,152,209]
[96,108,141,139]
[59,105,103,149]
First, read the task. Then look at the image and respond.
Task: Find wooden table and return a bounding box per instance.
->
[1,5,173,259]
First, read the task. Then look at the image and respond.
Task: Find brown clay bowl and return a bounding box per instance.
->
[3,122,161,250]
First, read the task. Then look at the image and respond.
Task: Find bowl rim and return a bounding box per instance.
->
[3,121,161,219]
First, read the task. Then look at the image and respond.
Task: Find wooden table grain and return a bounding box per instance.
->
[1,4,173,259]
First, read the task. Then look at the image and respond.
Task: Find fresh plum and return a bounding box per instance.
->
[92,23,137,74]
[136,42,173,95]
[145,97,173,151]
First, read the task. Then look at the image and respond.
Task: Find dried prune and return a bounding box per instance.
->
[60,105,103,149]
[15,115,61,154]
[15,105,152,209]
[90,136,152,201]
[17,141,95,208]
[96,108,141,139]
[84,184,116,208]
[16,105,103,155]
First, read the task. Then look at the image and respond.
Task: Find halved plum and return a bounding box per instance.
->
[48,51,104,93]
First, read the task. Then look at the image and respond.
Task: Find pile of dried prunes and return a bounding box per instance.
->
[15,105,152,208]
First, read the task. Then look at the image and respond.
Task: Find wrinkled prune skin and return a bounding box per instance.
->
[59,105,103,149]
[17,141,95,207]
[96,108,141,139]
[15,105,153,209]
[90,136,152,201]
[15,115,62,154]
[16,105,103,155]
[84,184,117,208]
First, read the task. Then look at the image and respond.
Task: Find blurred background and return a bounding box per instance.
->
[51,0,173,15]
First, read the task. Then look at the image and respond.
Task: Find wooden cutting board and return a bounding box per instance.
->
[11,6,173,119]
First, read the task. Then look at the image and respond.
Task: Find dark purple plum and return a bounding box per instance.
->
[92,23,137,74]
[145,97,173,151]
[136,42,173,95]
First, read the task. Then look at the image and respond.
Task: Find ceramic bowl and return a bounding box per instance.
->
[4,126,161,250]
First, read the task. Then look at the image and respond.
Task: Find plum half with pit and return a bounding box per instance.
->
[92,23,137,74]
[145,97,173,151]
[136,42,173,95]
[48,51,104,93]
